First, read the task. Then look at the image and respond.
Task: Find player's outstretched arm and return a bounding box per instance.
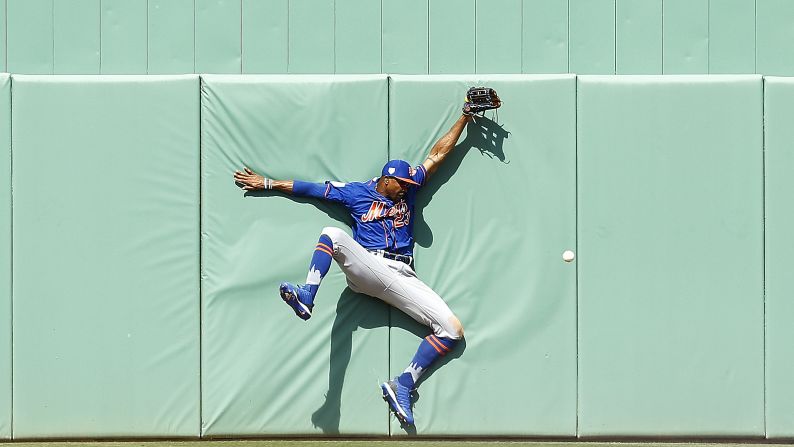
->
[421,114,472,178]
[234,167,294,193]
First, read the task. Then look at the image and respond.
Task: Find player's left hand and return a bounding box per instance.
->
[234,167,266,190]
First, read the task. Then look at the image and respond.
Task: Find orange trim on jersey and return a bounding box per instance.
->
[315,246,334,257]
[425,336,445,355]
[429,335,451,353]
[316,242,333,253]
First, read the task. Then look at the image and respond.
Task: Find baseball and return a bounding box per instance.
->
[562,250,575,262]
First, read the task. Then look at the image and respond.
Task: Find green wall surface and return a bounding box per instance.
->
[8,0,53,74]
[54,0,100,74]
[616,0,662,75]
[0,75,9,439]
[200,75,390,436]
[241,0,288,74]
[100,0,147,74]
[335,0,381,74]
[522,0,568,74]
[569,0,616,75]
[577,75,764,436]
[663,0,709,74]
[388,75,577,436]
[764,77,794,439]
[2,74,793,439]
[12,75,200,437]
[148,0,195,75]
[4,0,794,75]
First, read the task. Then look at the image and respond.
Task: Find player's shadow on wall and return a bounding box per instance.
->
[243,190,354,227]
[414,116,510,249]
[310,289,466,435]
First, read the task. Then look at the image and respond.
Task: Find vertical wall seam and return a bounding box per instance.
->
[385,74,391,436]
[567,0,570,73]
[574,75,579,438]
[425,0,429,74]
[197,75,203,437]
[333,0,336,74]
[286,0,290,73]
[4,0,6,72]
[520,0,523,73]
[9,74,13,440]
[707,0,710,73]
[239,0,242,74]
[761,75,767,437]
[613,0,616,74]
[99,0,102,74]
[50,0,54,74]
[473,0,476,73]
[146,0,149,74]
[192,0,195,74]
[661,0,665,74]
[754,0,757,74]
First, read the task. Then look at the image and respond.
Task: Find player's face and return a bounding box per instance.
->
[384,177,409,201]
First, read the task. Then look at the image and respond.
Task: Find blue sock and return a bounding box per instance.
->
[398,335,458,389]
[305,234,333,299]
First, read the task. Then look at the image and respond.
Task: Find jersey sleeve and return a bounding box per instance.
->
[292,180,352,205]
[322,181,352,205]
[412,164,427,188]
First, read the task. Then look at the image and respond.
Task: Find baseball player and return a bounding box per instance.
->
[234,90,500,426]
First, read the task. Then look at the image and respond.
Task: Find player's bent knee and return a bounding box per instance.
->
[321,226,344,244]
[446,315,464,340]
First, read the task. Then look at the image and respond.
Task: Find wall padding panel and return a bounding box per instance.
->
[475,0,522,73]
[388,75,576,435]
[429,0,474,74]
[12,75,200,438]
[662,0,708,74]
[100,0,147,74]
[148,0,195,74]
[764,77,794,439]
[709,0,755,74]
[288,0,334,73]
[382,0,428,74]
[522,0,568,73]
[0,75,10,439]
[756,0,794,76]
[615,0,662,74]
[335,0,382,74]
[577,75,764,436]
[54,0,100,74]
[8,0,53,74]
[195,0,241,74]
[242,0,288,74]
[569,0,615,74]
[200,75,389,436]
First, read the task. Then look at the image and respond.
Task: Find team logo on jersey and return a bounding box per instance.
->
[361,201,410,227]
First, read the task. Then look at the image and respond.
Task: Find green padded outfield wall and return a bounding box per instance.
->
[8,0,794,76]
[200,75,390,436]
[388,75,577,436]
[764,77,794,439]
[577,76,764,436]
[0,75,10,439]
[12,75,200,438]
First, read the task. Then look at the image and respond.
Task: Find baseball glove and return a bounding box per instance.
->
[463,86,501,116]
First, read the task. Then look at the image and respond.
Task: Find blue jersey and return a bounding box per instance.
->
[293,165,427,256]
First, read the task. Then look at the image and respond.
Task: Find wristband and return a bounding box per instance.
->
[263,178,273,190]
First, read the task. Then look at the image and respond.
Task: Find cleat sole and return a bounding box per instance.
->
[279,283,312,320]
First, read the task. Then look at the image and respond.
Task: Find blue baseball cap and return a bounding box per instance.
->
[381,159,419,185]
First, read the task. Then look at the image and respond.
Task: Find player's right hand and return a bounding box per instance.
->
[233,167,266,190]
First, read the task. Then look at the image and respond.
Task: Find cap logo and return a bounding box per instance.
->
[388,167,396,175]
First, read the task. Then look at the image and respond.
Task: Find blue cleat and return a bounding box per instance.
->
[381,379,414,425]
[279,282,314,320]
